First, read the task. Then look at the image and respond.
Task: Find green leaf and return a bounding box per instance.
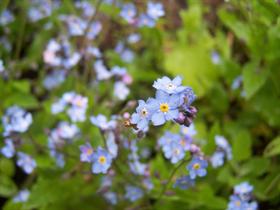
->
[11,81,30,94]
[242,61,269,99]
[232,130,252,161]
[4,93,39,109]
[0,175,17,197]
[0,158,15,177]
[264,136,280,157]
[164,45,219,97]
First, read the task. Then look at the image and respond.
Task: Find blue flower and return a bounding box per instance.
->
[187,157,208,179]
[0,10,14,25]
[90,114,116,130]
[162,141,185,164]
[0,59,4,72]
[106,131,118,158]
[1,139,15,158]
[124,185,143,202]
[173,175,195,190]
[2,106,33,136]
[210,151,225,168]
[127,33,141,44]
[92,147,113,174]
[120,3,136,23]
[149,90,180,126]
[80,143,94,162]
[147,2,165,20]
[131,100,153,131]
[13,189,30,203]
[179,87,196,108]
[245,201,258,210]
[215,135,232,160]
[153,76,186,94]
[114,81,130,100]
[138,14,155,27]
[158,132,179,149]
[180,124,197,137]
[17,152,36,174]
[234,182,254,196]
[86,21,102,40]
[104,191,117,205]
[227,195,248,210]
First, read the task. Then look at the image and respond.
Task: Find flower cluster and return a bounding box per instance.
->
[80,114,120,174]
[80,144,113,174]
[120,2,164,27]
[43,38,81,70]
[2,106,33,136]
[48,121,79,167]
[17,152,37,174]
[210,135,232,168]
[130,76,196,132]
[93,63,133,100]
[227,182,258,210]
[51,92,88,122]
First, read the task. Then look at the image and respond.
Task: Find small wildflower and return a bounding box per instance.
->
[125,185,143,202]
[131,100,153,131]
[2,106,33,136]
[80,143,94,162]
[234,182,254,196]
[104,191,118,205]
[227,195,248,210]
[90,114,116,130]
[17,152,36,174]
[92,147,113,174]
[138,13,156,27]
[120,3,137,23]
[13,189,30,203]
[147,2,165,20]
[210,151,225,168]
[114,81,130,100]
[187,157,208,179]
[173,175,195,190]
[162,141,185,164]
[1,139,15,158]
[153,76,186,94]
[106,131,118,158]
[149,90,180,126]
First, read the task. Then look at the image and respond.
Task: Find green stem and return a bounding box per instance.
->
[156,159,187,203]
[265,174,280,195]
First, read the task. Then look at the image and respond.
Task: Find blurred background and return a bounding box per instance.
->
[0,0,280,209]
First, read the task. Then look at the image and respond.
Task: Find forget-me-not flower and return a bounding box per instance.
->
[147,2,165,20]
[92,147,113,174]
[187,157,208,179]
[153,76,186,94]
[149,90,180,126]
[1,139,15,158]
[124,185,143,202]
[17,152,36,174]
[80,143,94,162]
[131,100,153,131]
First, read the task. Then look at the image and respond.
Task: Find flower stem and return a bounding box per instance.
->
[156,159,187,203]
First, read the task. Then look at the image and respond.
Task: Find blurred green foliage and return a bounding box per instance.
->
[0,0,280,209]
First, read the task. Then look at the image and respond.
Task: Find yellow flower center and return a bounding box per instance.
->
[160,103,169,113]
[193,163,201,170]
[98,156,106,164]
[235,201,241,207]
[86,148,93,155]
[140,108,148,117]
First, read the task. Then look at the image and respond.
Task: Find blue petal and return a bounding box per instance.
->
[151,112,165,126]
